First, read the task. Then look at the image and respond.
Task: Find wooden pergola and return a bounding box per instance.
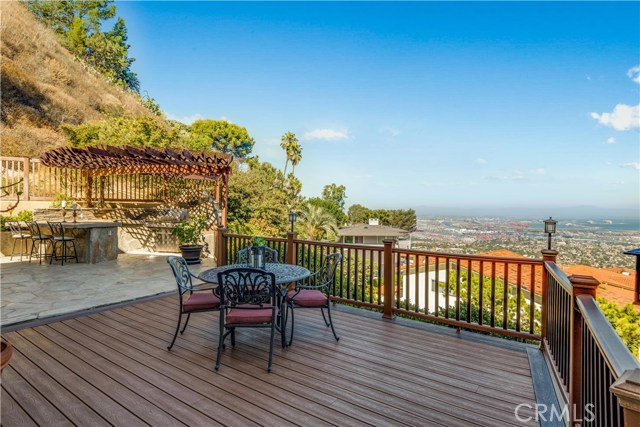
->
[40,145,233,225]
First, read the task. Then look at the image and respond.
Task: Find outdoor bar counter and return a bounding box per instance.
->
[40,221,122,264]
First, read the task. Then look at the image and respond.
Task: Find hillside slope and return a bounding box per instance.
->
[0,1,156,157]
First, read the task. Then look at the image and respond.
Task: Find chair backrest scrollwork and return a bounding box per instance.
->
[316,252,343,290]
[217,268,276,307]
[47,221,65,238]
[166,256,194,295]
[26,221,44,238]
[7,221,25,237]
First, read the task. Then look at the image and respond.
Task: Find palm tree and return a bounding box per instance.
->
[289,141,302,175]
[298,203,338,241]
[280,132,298,176]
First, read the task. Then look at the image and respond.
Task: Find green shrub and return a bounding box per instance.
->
[0,211,33,231]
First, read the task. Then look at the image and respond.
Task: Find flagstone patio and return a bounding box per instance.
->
[0,254,217,328]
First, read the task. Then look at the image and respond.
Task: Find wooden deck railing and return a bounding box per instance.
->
[219,230,640,425]
[220,231,543,340]
[543,259,640,426]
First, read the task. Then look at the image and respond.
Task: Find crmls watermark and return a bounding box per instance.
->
[514,403,596,423]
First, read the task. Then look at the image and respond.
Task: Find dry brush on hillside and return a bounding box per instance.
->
[0,1,156,157]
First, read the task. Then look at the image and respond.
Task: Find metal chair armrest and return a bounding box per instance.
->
[191,283,219,292]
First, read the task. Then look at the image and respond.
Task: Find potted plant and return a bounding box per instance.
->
[249,236,267,268]
[1,338,12,373]
[172,214,207,264]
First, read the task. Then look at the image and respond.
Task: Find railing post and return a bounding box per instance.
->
[216,225,227,266]
[611,368,640,427]
[286,232,296,265]
[22,157,30,201]
[568,274,599,425]
[382,238,395,320]
[540,250,558,350]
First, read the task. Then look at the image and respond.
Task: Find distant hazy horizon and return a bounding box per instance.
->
[414,205,640,223]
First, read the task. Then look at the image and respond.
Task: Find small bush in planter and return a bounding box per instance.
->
[250,236,267,247]
[172,215,208,265]
[172,214,208,247]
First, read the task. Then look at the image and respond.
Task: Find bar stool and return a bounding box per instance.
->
[6,221,31,261]
[47,221,78,265]
[26,221,53,264]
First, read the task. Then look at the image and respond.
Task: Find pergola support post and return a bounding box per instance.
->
[85,172,93,208]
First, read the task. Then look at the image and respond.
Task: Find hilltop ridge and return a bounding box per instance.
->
[0,1,158,157]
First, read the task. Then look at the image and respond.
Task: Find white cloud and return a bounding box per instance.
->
[303,128,349,141]
[627,65,640,84]
[165,112,203,124]
[590,104,640,131]
[621,162,640,171]
[606,137,616,144]
[474,158,487,164]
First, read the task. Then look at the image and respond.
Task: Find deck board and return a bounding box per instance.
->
[2,295,540,427]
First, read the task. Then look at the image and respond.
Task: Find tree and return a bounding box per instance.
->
[289,141,302,175]
[597,298,640,361]
[61,116,178,148]
[387,209,417,232]
[280,132,298,176]
[298,204,338,241]
[227,158,295,237]
[27,0,139,92]
[322,184,347,210]
[370,209,390,225]
[348,204,371,224]
[189,120,255,158]
[308,197,347,227]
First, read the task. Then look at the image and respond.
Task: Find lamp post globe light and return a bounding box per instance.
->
[289,210,297,233]
[544,217,557,250]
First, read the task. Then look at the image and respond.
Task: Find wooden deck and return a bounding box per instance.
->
[1,296,541,426]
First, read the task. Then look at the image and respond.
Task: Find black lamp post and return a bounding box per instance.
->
[289,210,297,233]
[544,217,557,250]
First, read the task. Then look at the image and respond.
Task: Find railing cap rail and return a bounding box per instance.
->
[545,261,573,293]
[394,248,544,264]
[575,294,640,377]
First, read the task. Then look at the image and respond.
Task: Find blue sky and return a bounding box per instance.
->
[116,1,640,217]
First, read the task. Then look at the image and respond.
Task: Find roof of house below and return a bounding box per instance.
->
[338,223,409,237]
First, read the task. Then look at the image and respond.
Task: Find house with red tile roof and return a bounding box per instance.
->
[475,249,638,310]
[561,265,638,310]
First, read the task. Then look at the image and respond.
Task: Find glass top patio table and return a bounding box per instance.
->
[199,263,311,285]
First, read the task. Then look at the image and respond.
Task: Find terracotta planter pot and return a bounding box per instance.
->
[1,338,13,373]
[179,245,203,265]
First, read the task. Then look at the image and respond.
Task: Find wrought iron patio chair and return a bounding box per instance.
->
[166,256,222,350]
[26,221,53,264]
[47,221,79,265]
[236,246,279,264]
[6,221,30,261]
[216,268,277,372]
[285,252,342,346]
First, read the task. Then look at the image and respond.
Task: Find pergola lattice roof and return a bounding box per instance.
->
[40,145,233,178]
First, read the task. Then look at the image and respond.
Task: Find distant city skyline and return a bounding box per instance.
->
[117,1,640,216]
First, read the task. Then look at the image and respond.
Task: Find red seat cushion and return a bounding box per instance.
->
[226,304,274,324]
[183,292,221,312]
[287,289,328,307]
